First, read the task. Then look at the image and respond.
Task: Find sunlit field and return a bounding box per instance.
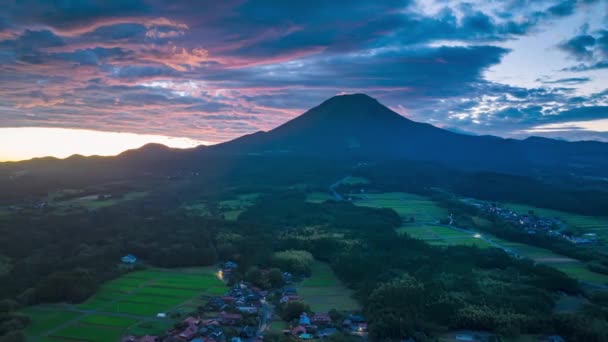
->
[22,267,225,341]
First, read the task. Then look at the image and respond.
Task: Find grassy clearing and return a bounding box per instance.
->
[126,320,175,336]
[399,225,492,248]
[306,192,335,203]
[80,314,139,328]
[269,320,289,332]
[52,323,124,342]
[24,267,226,339]
[299,261,359,312]
[219,193,260,221]
[21,308,81,335]
[553,264,608,285]
[53,191,148,211]
[494,239,608,285]
[351,192,448,223]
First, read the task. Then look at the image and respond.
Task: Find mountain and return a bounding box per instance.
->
[210,94,608,176]
[2,94,607,178]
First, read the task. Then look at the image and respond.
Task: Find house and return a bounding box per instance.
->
[156,313,167,318]
[139,336,158,342]
[311,313,332,325]
[232,338,242,342]
[121,254,137,264]
[283,272,294,283]
[283,287,297,295]
[184,316,201,326]
[547,336,566,342]
[219,311,243,325]
[299,313,311,326]
[179,325,197,340]
[292,326,307,336]
[348,315,365,324]
[300,334,314,340]
[224,261,238,269]
[280,295,301,304]
[236,306,258,314]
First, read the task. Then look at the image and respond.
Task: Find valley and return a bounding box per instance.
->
[2,95,608,341]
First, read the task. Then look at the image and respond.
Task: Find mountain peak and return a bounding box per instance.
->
[303,93,405,123]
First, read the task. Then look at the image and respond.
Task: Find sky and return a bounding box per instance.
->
[0,0,607,161]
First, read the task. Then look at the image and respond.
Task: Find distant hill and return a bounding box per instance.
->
[2,94,607,178]
[209,94,608,176]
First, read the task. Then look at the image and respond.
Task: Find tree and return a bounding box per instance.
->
[281,301,310,321]
[366,274,426,339]
[268,268,284,288]
[272,250,314,276]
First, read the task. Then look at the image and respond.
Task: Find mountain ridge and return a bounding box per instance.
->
[2,94,607,177]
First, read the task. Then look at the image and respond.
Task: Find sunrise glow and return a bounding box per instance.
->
[0,127,209,162]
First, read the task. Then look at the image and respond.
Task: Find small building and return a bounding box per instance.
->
[121,254,137,264]
[292,326,307,336]
[224,261,238,269]
[183,316,202,326]
[179,326,197,340]
[312,313,332,325]
[156,313,167,318]
[299,313,311,326]
[219,311,243,325]
[236,306,258,314]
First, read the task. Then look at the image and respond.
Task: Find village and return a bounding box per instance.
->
[121,261,368,342]
[465,200,599,246]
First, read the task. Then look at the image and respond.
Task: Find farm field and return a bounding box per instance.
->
[351,192,448,223]
[52,191,148,212]
[502,202,608,242]
[306,192,335,203]
[398,225,492,248]
[495,239,608,285]
[298,261,360,312]
[219,193,261,221]
[22,267,225,341]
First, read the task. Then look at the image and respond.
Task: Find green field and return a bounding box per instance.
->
[52,191,148,212]
[306,192,335,203]
[23,267,225,341]
[298,261,360,312]
[219,193,261,221]
[351,192,448,223]
[399,225,492,248]
[503,202,608,242]
[494,239,608,285]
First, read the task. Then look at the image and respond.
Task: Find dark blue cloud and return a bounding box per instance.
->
[8,0,150,28]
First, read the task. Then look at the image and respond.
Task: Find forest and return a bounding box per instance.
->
[2,157,608,341]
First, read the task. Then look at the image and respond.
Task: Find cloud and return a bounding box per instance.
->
[0,0,606,143]
[560,28,608,71]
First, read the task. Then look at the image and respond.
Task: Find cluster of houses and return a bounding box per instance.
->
[286,312,367,340]
[123,274,267,342]
[278,287,367,340]
[122,261,366,342]
[468,201,598,245]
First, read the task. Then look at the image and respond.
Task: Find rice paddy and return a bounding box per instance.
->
[298,261,360,312]
[351,192,448,223]
[398,225,493,248]
[23,267,225,341]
